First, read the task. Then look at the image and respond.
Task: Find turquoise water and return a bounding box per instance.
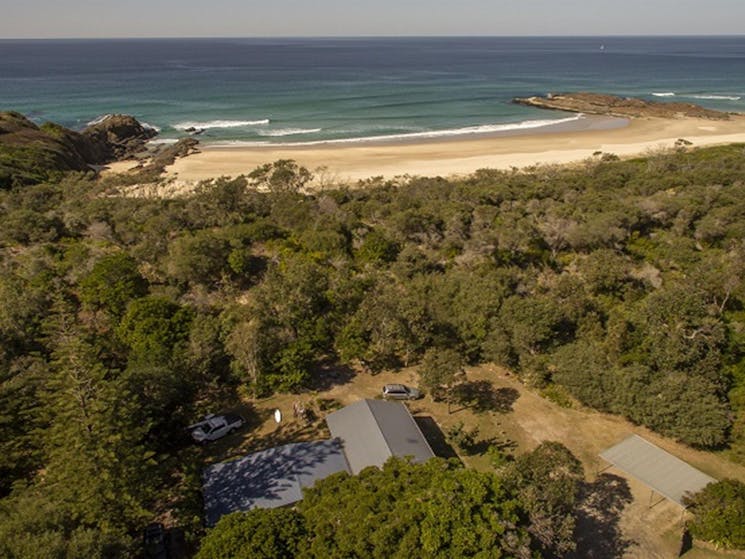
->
[1,36,744,145]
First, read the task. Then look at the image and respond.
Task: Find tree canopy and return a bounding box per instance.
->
[2,143,745,555]
[200,458,533,559]
[685,479,745,550]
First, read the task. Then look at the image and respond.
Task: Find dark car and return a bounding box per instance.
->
[382,384,423,400]
[143,522,169,559]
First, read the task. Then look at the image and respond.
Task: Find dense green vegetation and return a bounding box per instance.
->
[195,508,308,559]
[2,143,745,555]
[0,111,89,188]
[198,449,583,558]
[685,479,745,549]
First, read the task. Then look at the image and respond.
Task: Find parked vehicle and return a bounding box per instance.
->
[188,413,244,443]
[143,522,169,559]
[382,384,422,400]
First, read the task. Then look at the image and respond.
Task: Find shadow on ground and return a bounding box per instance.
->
[468,435,518,456]
[570,473,635,559]
[414,416,459,460]
[453,380,520,413]
[310,362,358,391]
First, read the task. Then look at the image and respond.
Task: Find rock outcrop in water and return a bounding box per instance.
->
[81,114,158,162]
[0,111,159,188]
[513,92,730,120]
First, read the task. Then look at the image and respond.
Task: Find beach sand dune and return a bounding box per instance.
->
[161,115,745,190]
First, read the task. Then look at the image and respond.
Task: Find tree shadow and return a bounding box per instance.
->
[467,437,496,455]
[414,416,459,460]
[569,473,635,559]
[202,438,348,526]
[248,419,330,452]
[452,380,520,413]
[469,436,518,456]
[308,361,357,391]
[165,526,189,559]
[235,402,263,432]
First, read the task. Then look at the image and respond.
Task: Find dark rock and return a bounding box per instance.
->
[513,92,730,120]
[119,137,201,183]
[149,137,200,169]
[81,114,158,163]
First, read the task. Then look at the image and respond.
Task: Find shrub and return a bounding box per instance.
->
[685,479,745,550]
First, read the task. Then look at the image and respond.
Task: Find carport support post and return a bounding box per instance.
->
[648,490,665,509]
[596,462,612,476]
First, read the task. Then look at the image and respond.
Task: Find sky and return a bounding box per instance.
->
[1,0,744,39]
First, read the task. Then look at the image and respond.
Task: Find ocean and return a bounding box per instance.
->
[1,36,744,145]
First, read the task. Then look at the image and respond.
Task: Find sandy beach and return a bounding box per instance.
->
[111,114,745,191]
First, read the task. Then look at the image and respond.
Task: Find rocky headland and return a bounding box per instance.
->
[0,112,182,188]
[513,92,730,120]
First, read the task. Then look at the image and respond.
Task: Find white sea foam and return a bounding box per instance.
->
[257,128,323,137]
[88,114,162,131]
[689,94,741,101]
[87,114,113,125]
[173,119,270,130]
[652,92,741,101]
[209,114,587,148]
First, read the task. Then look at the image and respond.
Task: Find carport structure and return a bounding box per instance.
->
[599,434,716,508]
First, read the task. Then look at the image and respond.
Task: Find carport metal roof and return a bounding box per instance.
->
[599,434,716,507]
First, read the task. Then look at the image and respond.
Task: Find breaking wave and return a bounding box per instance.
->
[88,114,161,131]
[651,92,741,101]
[257,128,323,137]
[173,119,270,130]
[209,114,588,147]
[87,114,113,125]
[689,94,741,101]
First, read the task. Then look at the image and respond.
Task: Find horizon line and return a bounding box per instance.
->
[2,33,745,41]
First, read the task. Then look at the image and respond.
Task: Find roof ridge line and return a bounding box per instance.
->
[364,399,395,457]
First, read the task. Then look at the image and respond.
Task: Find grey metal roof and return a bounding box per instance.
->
[325,399,435,474]
[202,439,350,526]
[599,434,716,507]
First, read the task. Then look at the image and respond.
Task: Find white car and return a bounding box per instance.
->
[188,413,244,443]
